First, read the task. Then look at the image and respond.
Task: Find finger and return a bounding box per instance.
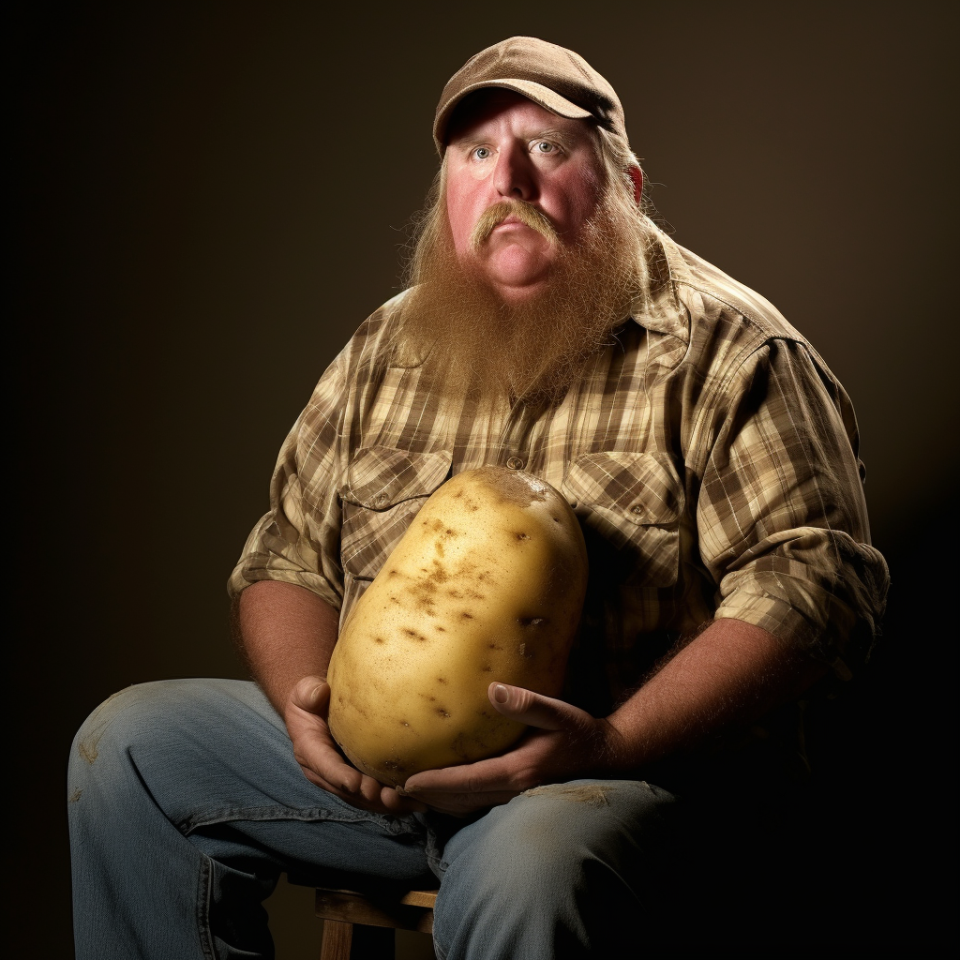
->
[304,766,426,814]
[290,675,330,713]
[404,752,521,796]
[379,786,429,814]
[488,683,586,731]
[293,735,363,793]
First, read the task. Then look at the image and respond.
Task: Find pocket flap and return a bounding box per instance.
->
[341,446,452,510]
[563,452,683,525]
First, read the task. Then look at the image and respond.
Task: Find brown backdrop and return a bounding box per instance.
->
[14,1,957,953]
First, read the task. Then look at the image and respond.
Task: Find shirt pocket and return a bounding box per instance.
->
[339,446,453,583]
[561,451,684,588]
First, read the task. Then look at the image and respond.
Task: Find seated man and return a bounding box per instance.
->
[68,37,888,959]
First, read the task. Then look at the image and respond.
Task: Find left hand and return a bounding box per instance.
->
[400,682,622,816]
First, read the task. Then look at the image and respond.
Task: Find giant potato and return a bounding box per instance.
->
[326,465,588,787]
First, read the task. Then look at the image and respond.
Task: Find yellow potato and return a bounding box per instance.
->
[326,465,588,787]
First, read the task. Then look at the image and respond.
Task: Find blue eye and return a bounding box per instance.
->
[535,141,556,153]
[473,147,491,160]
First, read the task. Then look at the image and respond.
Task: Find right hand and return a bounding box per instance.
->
[284,676,427,816]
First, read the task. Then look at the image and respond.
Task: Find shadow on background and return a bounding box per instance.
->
[13,1,956,953]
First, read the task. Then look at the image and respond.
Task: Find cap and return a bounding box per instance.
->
[433,37,628,154]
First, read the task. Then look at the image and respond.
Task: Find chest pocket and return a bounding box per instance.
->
[339,446,452,583]
[562,451,684,588]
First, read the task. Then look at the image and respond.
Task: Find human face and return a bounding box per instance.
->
[444,91,604,302]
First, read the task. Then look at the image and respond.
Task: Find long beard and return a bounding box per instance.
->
[391,193,651,409]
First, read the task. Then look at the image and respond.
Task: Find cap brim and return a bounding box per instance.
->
[434,79,593,152]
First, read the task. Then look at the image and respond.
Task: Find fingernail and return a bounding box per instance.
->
[494,683,508,703]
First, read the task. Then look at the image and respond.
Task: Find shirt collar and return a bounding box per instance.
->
[625,225,691,345]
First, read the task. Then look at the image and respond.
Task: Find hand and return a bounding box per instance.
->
[401,683,621,816]
[284,676,428,816]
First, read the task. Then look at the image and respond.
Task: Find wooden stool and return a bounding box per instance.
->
[314,885,438,960]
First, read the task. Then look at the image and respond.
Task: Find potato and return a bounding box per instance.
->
[326,465,588,787]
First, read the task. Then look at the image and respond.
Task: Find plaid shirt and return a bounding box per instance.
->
[229,228,888,712]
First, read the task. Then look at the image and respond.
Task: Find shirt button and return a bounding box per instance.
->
[374,493,389,508]
[631,504,645,517]
[506,456,525,470]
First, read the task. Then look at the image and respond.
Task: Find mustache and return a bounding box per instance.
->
[469,200,559,253]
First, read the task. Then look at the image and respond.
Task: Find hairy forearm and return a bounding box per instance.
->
[602,618,827,772]
[236,580,340,714]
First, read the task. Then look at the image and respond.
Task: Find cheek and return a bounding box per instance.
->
[445,195,471,255]
[561,178,602,234]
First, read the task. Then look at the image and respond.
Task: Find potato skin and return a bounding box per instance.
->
[326,466,588,787]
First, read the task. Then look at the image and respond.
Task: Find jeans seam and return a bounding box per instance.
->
[197,852,217,960]
[179,805,422,836]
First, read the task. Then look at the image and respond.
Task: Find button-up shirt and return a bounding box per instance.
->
[229,228,888,713]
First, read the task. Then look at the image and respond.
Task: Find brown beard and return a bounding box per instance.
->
[391,187,652,409]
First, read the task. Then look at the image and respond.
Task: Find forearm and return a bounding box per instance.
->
[601,618,827,772]
[236,580,340,714]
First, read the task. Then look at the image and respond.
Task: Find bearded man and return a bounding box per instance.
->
[68,37,889,959]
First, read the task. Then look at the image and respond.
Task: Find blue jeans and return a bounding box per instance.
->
[68,679,677,959]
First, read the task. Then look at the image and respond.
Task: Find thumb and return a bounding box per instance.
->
[488,683,584,731]
[290,675,330,713]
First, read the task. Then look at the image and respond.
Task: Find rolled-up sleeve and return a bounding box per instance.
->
[227,351,349,611]
[696,338,889,670]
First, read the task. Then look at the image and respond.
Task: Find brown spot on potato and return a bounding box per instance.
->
[519,616,547,628]
[436,708,451,719]
[437,677,448,684]
[401,628,428,643]
[460,612,474,620]
[374,636,386,645]
[487,642,502,650]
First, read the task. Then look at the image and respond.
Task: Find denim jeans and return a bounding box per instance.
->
[68,679,677,959]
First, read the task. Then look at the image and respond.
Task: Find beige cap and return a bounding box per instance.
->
[434,37,629,154]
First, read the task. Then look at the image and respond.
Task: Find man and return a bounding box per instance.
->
[69,37,888,958]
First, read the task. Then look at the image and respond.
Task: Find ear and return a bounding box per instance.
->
[628,165,643,205]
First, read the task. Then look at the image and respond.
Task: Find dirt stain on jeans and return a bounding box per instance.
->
[522,784,610,807]
[78,688,129,763]
[69,789,82,803]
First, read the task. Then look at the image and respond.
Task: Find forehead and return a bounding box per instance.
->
[445,89,598,146]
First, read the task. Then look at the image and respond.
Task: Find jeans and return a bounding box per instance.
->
[68,679,678,959]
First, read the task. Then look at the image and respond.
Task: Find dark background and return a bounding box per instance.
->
[14,1,957,954]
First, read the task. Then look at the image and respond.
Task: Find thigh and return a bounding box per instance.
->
[69,678,436,880]
[433,779,677,959]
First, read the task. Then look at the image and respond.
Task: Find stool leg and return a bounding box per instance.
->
[320,920,394,960]
[319,919,352,960]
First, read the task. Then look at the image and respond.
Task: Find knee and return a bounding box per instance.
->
[451,780,674,882]
[68,680,218,782]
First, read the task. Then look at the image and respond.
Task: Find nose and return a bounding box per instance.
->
[493,142,536,201]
